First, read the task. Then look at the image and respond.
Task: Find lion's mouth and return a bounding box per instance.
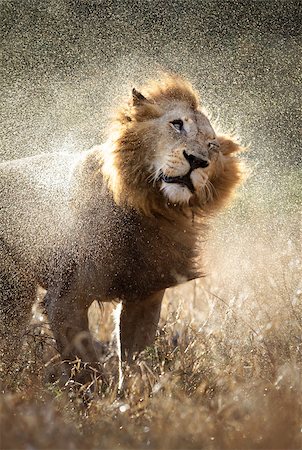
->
[160,151,210,195]
[160,172,195,193]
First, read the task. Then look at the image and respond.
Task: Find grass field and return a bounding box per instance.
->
[1,171,301,450]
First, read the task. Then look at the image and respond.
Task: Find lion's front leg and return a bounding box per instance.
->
[44,284,99,385]
[116,290,164,390]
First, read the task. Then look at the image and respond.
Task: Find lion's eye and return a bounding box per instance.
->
[170,119,184,132]
[208,141,219,151]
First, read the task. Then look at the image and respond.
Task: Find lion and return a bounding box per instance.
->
[0,74,244,388]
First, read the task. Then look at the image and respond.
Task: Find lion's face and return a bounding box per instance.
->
[103,75,243,215]
[148,103,219,204]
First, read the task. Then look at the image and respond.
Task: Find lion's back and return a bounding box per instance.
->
[0,152,82,277]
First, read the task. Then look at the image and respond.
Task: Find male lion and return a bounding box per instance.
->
[0,74,244,387]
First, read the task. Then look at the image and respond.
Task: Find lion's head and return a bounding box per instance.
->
[101,74,244,216]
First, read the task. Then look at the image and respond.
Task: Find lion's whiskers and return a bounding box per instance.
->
[204,180,213,202]
[147,166,164,186]
[207,179,217,200]
[204,183,212,201]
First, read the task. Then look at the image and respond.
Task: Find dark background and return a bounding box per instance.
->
[1,0,301,170]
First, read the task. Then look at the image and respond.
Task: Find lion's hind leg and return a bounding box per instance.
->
[0,249,36,383]
[44,282,100,386]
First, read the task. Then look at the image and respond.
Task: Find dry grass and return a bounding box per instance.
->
[1,183,301,450]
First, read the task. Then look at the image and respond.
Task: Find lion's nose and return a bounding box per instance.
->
[183,151,209,169]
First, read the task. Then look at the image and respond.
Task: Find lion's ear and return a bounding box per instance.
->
[132,88,150,106]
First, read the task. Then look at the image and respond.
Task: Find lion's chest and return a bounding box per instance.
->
[76,209,198,301]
